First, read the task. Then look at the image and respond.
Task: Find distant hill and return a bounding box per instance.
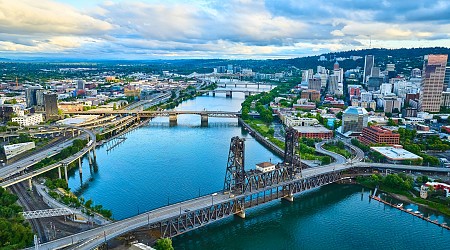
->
[284,47,450,75]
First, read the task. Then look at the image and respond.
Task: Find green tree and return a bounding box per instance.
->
[113,103,117,110]
[155,238,174,250]
[7,121,20,127]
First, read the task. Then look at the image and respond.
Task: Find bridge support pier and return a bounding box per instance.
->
[169,114,177,126]
[226,91,232,98]
[28,178,32,191]
[244,91,250,98]
[58,166,62,179]
[201,114,208,127]
[235,210,245,219]
[64,164,68,183]
[79,158,83,174]
[212,91,215,97]
[282,193,294,202]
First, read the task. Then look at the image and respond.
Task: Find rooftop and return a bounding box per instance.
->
[370,146,422,160]
[344,106,368,115]
[293,125,332,133]
[56,115,99,125]
[4,142,35,151]
[256,162,275,168]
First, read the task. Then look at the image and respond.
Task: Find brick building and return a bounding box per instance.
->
[294,125,333,140]
[359,126,400,145]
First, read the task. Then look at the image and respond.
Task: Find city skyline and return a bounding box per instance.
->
[1,0,450,59]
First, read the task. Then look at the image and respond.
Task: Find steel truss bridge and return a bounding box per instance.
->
[21,208,74,220]
[29,128,450,250]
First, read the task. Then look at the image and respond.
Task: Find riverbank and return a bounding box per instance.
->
[371,194,450,230]
[356,177,450,218]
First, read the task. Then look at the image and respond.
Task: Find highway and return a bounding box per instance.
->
[0,127,96,187]
[315,140,347,164]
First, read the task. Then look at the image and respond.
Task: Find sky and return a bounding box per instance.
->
[0,0,449,59]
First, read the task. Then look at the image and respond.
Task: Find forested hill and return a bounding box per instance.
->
[283,47,450,75]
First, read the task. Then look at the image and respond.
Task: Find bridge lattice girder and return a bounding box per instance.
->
[151,170,342,238]
[21,208,74,219]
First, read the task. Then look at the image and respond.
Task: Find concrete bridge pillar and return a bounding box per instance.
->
[64,164,68,183]
[28,178,33,191]
[212,91,216,97]
[93,147,96,159]
[169,114,177,126]
[283,193,294,202]
[244,91,250,98]
[282,184,294,202]
[72,129,75,138]
[226,91,232,98]
[201,114,208,127]
[235,210,246,219]
[234,84,237,87]
[58,166,62,179]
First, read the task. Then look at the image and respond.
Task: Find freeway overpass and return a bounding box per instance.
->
[0,127,96,189]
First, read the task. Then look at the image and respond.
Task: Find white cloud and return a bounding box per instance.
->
[0,0,449,58]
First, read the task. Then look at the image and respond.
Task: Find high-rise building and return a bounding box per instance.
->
[308,75,321,91]
[327,75,339,95]
[25,86,43,108]
[36,89,46,108]
[44,93,58,118]
[411,68,421,78]
[386,64,396,72]
[368,77,383,91]
[342,106,368,133]
[77,80,86,90]
[445,63,450,90]
[371,67,380,77]
[363,55,374,83]
[419,54,448,112]
[333,61,340,70]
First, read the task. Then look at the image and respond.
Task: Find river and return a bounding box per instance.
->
[68,86,450,249]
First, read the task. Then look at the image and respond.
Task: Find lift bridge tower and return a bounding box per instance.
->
[284,127,302,178]
[223,136,245,194]
[223,127,302,195]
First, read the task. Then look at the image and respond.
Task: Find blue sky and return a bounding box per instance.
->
[0,0,449,59]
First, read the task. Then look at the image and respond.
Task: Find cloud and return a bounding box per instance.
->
[0,0,112,36]
[0,0,449,59]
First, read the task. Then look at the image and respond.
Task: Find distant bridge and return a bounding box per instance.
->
[64,110,240,125]
[198,89,266,97]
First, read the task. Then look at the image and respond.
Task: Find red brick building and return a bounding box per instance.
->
[294,125,333,140]
[359,126,400,145]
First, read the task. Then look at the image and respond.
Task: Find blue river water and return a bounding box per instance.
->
[68,89,450,249]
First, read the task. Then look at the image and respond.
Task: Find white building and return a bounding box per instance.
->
[284,117,319,127]
[4,142,35,160]
[361,92,373,102]
[370,145,422,163]
[256,162,276,173]
[12,113,43,127]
